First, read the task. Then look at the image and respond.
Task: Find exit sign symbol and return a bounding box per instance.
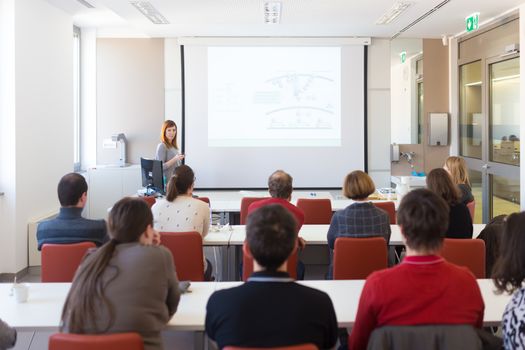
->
[466,12,479,32]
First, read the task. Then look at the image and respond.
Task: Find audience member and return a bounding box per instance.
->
[477,214,507,277]
[61,197,180,350]
[205,205,338,349]
[427,168,473,238]
[37,173,107,250]
[444,156,474,205]
[0,318,16,349]
[348,189,484,350]
[492,212,525,349]
[326,170,390,279]
[151,165,212,280]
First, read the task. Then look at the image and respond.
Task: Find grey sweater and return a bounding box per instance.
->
[0,318,16,350]
[155,143,181,182]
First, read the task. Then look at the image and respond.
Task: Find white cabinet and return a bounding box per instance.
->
[87,165,142,219]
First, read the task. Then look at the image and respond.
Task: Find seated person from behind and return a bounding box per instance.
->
[443,156,474,205]
[348,189,484,350]
[426,168,473,239]
[61,197,181,350]
[326,170,391,279]
[37,173,107,250]
[151,165,212,280]
[205,205,338,350]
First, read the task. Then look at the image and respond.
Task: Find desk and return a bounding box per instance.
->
[0,279,510,331]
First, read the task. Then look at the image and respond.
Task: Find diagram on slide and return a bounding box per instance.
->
[208,46,341,147]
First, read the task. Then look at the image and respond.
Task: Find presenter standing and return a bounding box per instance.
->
[156,120,184,182]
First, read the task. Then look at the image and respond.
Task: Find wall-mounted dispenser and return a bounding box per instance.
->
[428,113,448,146]
[391,143,400,162]
[111,133,127,166]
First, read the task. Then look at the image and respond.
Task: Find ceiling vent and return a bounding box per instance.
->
[130,1,170,24]
[376,1,413,25]
[264,2,282,24]
[76,0,95,8]
[391,0,451,39]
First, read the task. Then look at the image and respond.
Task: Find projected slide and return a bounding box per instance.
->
[208,47,341,147]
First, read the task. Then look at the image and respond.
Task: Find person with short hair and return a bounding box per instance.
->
[348,189,484,350]
[151,165,212,280]
[205,205,338,350]
[426,168,473,239]
[492,212,525,349]
[61,197,181,350]
[326,170,390,279]
[156,120,184,182]
[444,156,474,205]
[36,173,107,250]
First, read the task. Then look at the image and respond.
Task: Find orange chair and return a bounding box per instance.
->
[240,197,266,224]
[333,237,388,280]
[373,201,396,224]
[49,332,143,350]
[197,196,210,205]
[296,198,332,224]
[440,238,486,278]
[243,246,298,281]
[141,196,156,208]
[160,231,204,281]
[41,242,96,282]
[224,344,317,350]
[466,200,475,221]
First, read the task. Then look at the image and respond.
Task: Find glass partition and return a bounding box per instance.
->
[459,61,482,159]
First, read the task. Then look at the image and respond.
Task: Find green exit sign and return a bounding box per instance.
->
[466,12,480,32]
[400,51,406,63]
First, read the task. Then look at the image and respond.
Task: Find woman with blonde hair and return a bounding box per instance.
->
[61,197,180,350]
[156,120,184,182]
[444,156,474,205]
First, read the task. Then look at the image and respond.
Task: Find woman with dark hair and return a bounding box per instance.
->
[61,197,180,350]
[156,120,184,182]
[493,212,525,349]
[426,168,473,239]
[152,165,212,280]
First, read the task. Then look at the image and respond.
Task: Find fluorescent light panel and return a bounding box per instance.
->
[376,1,413,25]
[130,1,169,24]
[264,2,281,24]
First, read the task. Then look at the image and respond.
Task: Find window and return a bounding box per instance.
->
[73,26,81,171]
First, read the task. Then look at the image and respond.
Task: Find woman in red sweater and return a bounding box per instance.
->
[348,189,484,350]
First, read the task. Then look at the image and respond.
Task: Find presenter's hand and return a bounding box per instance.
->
[298,237,306,250]
[175,154,185,161]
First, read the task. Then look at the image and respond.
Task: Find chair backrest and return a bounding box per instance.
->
[373,201,396,224]
[296,198,332,224]
[243,246,298,281]
[466,200,475,221]
[333,237,388,280]
[440,238,486,278]
[197,196,210,205]
[240,197,266,224]
[160,231,204,281]
[41,242,96,282]
[366,325,482,350]
[49,333,144,350]
[224,344,318,350]
[141,196,156,208]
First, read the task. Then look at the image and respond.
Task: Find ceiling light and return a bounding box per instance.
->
[376,1,413,25]
[264,2,281,24]
[130,1,169,24]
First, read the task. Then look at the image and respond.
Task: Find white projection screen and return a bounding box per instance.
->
[182,38,366,189]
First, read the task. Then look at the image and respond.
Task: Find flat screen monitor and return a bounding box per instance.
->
[140,158,164,195]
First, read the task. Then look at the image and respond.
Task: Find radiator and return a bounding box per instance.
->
[27,211,58,266]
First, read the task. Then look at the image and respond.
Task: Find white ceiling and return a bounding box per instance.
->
[46,0,524,38]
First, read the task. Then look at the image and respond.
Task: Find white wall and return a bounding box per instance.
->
[0,0,73,273]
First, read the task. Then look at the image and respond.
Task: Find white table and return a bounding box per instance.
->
[0,279,510,331]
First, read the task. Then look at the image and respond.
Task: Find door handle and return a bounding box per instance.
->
[481,164,490,169]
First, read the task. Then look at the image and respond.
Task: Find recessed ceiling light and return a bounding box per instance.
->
[376,1,413,25]
[130,1,170,25]
[264,2,281,24]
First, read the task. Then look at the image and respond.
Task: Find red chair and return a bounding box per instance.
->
[49,332,143,350]
[296,198,332,224]
[141,196,156,208]
[333,237,388,280]
[160,231,204,281]
[440,238,486,278]
[243,246,298,281]
[373,201,396,224]
[240,197,266,224]
[197,196,210,205]
[225,344,317,350]
[41,242,96,282]
[466,200,475,221]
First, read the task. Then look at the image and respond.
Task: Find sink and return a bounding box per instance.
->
[391,176,427,188]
